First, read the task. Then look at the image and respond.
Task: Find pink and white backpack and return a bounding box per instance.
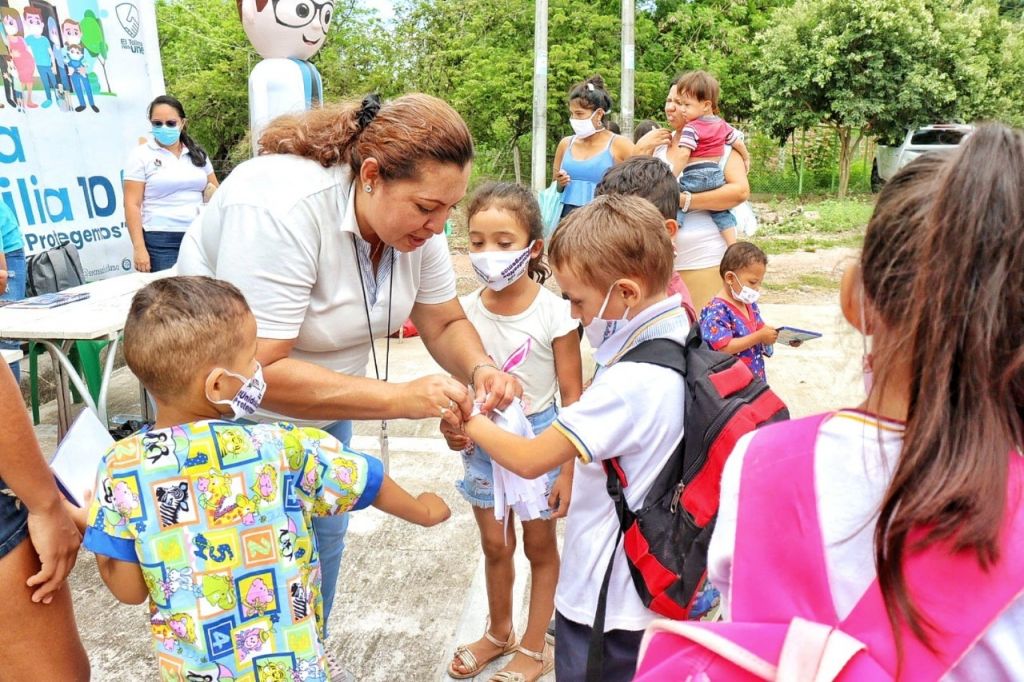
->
[634,413,1024,681]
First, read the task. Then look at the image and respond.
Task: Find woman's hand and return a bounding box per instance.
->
[555,168,571,188]
[400,374,471,428]
[25,503,82,604]
[473,366,523,413]
[0,268,8,296]
[634,127,672,155]
[133,245,151,273]
[548,469,573,519]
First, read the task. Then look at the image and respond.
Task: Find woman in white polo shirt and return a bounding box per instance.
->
[124,95,218,272]
[177,93,522,634]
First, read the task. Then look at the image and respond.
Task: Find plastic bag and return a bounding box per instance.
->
[537,182,563,238]
[489,399,550,523]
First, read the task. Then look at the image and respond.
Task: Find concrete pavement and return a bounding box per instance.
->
[31,303,863,681]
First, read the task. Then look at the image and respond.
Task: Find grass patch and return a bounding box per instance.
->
[750,197,873,254]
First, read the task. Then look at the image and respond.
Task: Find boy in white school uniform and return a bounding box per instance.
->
[463,194,688,682]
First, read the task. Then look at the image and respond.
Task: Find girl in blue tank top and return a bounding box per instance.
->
[553,75,633,219]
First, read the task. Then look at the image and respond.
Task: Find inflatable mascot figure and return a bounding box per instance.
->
[238,0,334,156]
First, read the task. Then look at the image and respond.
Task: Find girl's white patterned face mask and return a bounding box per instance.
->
[469,242,535,292]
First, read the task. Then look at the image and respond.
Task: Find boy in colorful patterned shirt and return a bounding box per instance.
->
[68,276,450,682]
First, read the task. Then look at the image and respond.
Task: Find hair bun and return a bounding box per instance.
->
[356,93,382,130]
[587,75,606,90]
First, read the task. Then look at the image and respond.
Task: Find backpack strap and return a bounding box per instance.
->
[730,414,837,623]
[618,330,698,375]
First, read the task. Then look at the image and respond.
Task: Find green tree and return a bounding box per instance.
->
[752,0,979,197]
[637,0,791,123]
[80,10,112,93]
[156,0,256,169]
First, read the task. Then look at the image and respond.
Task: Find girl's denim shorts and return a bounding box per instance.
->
[456,402,562,518]
[0,479,29,560]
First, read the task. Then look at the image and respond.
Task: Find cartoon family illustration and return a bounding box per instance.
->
[0,2,105,113]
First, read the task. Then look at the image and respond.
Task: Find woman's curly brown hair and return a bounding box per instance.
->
[257,93,474,180]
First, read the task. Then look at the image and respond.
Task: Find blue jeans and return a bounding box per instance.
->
[314,419,352,636]
[1,249,26,383]
[142,231,185,272]
[680,163,736,231]
[457,403,561,516]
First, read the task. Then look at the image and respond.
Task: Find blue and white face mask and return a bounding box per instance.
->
[152,125,182,147]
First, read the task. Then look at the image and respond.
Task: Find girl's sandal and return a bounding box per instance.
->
[448,619,518,679]
[488,642,555,682]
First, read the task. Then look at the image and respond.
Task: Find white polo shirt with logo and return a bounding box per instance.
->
[124,137,214,232]
[177,154,457,423]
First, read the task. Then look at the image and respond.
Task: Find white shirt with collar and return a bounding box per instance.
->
[551,295,689,631]
[124,137,214,232]
[177,154,457,423]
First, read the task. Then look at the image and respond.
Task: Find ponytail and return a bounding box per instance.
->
[179,130,209,168]
[871,124,1024,658]
[259,93,474,179]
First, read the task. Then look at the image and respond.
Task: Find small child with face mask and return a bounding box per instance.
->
[66,276,450,682]
[443,182,582,681]
[698,242,778,382]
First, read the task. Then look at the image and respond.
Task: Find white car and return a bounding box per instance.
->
[871,124,973,191]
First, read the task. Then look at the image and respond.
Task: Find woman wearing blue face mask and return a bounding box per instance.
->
[552,75,634,220]
[123,95,218,272]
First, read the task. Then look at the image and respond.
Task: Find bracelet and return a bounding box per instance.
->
[470,362,498,386]
[681,191,693,213]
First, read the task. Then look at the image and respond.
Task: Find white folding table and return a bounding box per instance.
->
[0,272,166,437]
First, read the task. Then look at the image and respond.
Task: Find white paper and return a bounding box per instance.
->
[489,400,551,524]
[50,409,115,507]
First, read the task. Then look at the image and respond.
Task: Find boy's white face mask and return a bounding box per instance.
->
[469,242,535,292]
[727,272,760,305]
[207,362,266,420]
[584,282,630,349]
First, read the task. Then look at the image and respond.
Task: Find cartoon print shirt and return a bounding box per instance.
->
[699,296,773,382]
[83,420,384,682]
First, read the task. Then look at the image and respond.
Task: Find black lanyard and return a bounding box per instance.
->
[351,233,395,383]
[351,233,395,470]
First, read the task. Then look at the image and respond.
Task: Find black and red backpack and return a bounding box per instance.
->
[587,329,789,681]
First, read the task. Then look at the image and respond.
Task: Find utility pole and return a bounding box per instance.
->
[621,0,635,138]
[531,0,548,192]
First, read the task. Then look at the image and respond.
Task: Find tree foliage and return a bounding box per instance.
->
[155,0,1024,191]
[751,0,1015,196]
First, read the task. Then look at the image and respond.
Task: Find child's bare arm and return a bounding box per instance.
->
[464,416,578,479]
[719,326,777,355]
[96,556,149,605]
[733,138,750,169]
[372,476,450,527]
[553,330,583,468]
